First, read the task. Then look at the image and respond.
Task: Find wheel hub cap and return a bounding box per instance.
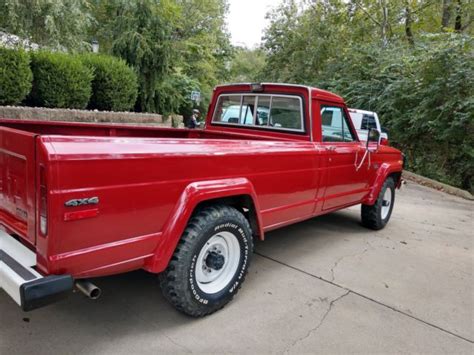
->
[195,232,241,294]
[205,251,225,270]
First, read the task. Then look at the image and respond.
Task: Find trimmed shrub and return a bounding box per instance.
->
[81,54,138,111]
[29,51,92,109]
[0,48,33,105]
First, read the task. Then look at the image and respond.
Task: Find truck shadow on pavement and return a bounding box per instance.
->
[0,209,368,353]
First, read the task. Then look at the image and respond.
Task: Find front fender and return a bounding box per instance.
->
[363,162,403,205]
[144,177,262,273]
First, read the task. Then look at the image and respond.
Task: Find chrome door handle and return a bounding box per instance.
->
[326,146,336,151]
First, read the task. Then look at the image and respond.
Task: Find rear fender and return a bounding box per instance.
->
[144,177,262,273]
[363,162,403,205]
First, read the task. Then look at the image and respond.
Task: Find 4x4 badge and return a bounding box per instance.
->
[65,197,99,207]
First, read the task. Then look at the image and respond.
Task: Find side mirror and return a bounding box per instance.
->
[366,128,381,150]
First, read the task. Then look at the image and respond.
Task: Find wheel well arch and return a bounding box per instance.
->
[363,165,403,205]
[388,171,402,186]
[193,194,263,240]
[145,179,263,273]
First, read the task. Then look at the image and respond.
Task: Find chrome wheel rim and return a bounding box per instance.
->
[381,188,392,220]
[195,231,241,294]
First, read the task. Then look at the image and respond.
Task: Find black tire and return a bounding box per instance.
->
[361,177,396,230]
[159,205,253,317]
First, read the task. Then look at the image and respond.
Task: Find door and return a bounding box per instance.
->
[320,105,369,210]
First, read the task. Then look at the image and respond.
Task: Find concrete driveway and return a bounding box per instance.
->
[1,183,473,354]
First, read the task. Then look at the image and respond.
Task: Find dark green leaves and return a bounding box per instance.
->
[0,47,32,105]
[28,51,93,109]
[80,54,138,112]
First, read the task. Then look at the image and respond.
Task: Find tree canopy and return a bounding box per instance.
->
[1,0,232,114]
[0,0,94,50]
[259,0,473,192]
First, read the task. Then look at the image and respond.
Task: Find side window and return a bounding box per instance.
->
[321,106,355,142]
[341,111,355,141]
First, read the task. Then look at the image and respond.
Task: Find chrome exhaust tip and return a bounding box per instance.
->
[75,280,101,300]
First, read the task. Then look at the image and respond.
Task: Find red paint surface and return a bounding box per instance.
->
[0,83,403,278]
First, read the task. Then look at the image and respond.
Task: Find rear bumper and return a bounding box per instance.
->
[0,229,73,311]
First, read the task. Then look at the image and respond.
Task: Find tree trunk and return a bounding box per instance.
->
[405,2,414,46]
[442,0,452,29]
[379,0,390,46]
[454,0,462,31]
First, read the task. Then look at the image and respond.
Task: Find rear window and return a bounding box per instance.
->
[212,94,304,132]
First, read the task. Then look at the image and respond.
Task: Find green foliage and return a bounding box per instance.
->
[92,0,231,114]
[104,0,179,113]
[155,71,200,116]
[227,47,266,83]
[0,0,94,51]
[261,0,474,192]
[1,0,232,115]
[323,36,473,192]
[80,54,138,111]
[176,0,232,106]
[29,51,92,109]
[0,47,32,105]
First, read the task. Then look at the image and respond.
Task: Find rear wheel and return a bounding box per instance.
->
[159,205,253,317]
[361,177,395,230]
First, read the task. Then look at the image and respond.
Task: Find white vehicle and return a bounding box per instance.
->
[348,108,389,145]
[219,104,270,126]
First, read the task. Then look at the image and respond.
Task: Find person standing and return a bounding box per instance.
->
[188,109,201,129]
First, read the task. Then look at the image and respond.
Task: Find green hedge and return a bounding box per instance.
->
[81,54,138,111]
[29,51,93,109]
[0,48,33,105]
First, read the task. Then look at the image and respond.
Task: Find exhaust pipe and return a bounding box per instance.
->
[75,280,101,300]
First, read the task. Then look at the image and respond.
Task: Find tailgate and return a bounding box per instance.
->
[0,127,37,245]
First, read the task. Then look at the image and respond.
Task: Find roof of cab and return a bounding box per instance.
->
[215,83,344,104]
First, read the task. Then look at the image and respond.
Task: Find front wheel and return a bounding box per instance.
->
[361,177,396,230]
[159,205,253,317]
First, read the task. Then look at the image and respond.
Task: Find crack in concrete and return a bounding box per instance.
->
[329,240,374,282]
[284,290,351,353]
[164,334,193,353]
[256,252,474,344]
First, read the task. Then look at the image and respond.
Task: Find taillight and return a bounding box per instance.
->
[39,165,47,236]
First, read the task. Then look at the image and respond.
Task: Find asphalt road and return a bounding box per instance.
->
[1,183,473,354]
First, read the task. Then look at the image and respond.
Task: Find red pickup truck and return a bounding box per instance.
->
[0,83,403,316]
